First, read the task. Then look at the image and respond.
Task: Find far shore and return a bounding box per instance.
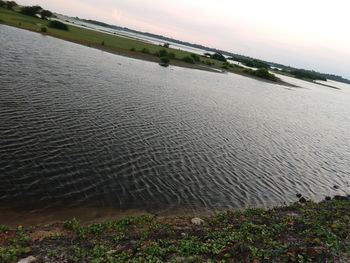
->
[0,7,298,88]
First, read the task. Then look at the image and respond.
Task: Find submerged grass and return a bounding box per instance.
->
[1,200,350,262]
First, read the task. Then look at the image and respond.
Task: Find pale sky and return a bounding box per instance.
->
[18,0,350,78]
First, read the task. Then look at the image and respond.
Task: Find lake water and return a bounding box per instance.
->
[1,25,350,215]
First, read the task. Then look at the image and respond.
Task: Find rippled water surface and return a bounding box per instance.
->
[1,25,350,213]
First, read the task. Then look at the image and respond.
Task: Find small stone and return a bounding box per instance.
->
[296,193,302,198]
[191,217,204,225]
[333,185,339,189]
[17,256,37,263]
[325,196,331,201]
[299,197,307,203]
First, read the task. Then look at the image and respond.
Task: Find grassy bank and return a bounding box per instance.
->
[0,7,292,85]
[1,199,350,262]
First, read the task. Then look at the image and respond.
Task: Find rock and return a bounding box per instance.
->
[325,196,331,201]
[17,256,37,263]
[299,197,307,203]
[191,217,204,225]
[333,185,339,189]
[296,193,302,198]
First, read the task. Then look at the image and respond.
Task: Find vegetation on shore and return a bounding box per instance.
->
[0,6,283,84]
[1,199,350,262]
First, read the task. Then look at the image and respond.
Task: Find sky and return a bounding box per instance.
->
[17,0,350,78]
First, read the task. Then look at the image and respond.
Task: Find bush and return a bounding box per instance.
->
[168,52,175,59]
[158,49,168,57]
[48,20,68,31]
[182,56,195,64]
[155,49,175,60]
[160,56,170,64]
[40,26,47,33]
[163,43,169,48]
[141,48,150,54]
[130,47,136,51]
[190,53,200,62]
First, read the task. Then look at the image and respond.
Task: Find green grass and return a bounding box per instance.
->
[1,200,350,262]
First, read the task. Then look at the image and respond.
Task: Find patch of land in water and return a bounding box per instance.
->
[1,199,350,262]
[0,7,297,87]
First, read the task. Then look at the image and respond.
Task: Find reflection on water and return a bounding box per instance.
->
[1,25,350,215]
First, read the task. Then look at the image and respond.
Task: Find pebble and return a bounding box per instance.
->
[191,217,204,225]
[17,256,37,263]
[299,197,307,203]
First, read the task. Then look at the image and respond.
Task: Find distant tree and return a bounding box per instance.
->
[48,20,68,31]
[21,5,42,17]
[229,56,270,69]
[244,68,278,81]
[40,9,53,19]
[5,1,17,9]
[290,69,326,81]
[0,0,5,7]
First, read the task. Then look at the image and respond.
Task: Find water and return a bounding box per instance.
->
[1,25,350,215]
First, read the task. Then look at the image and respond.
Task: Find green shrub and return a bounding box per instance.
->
[168,52,175,59]
[190,53,200,62]
[182,56,195,64]
[130,47,136,51]
[48,20,68,31]
[160,56,170,64]
[158,49,168,57]
[141,48,150,54]
[40,26,47,33]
